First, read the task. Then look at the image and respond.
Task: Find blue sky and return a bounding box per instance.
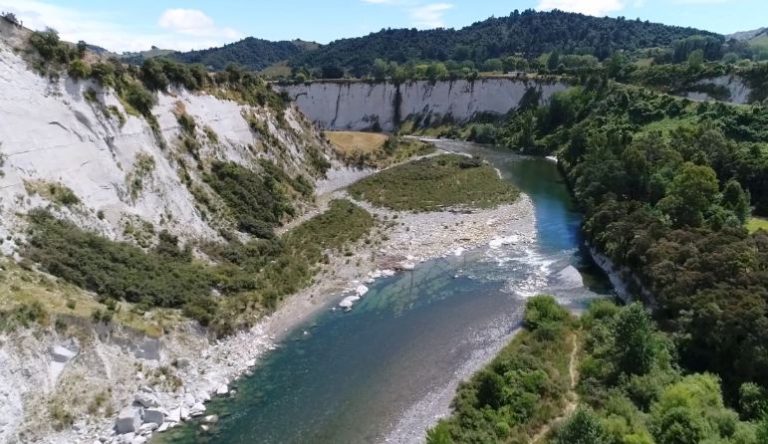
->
[1,0,765,53]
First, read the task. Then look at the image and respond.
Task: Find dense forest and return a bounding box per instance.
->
[458,80,768,406]
[168,37,318,71]
[289,9,718,77]
[151,9,720,79]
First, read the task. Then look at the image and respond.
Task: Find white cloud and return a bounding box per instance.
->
[536,0,626,16]
[158,8,239,39]
[409,3,454,28]
[361,0,454,29]
[0,0,242,52]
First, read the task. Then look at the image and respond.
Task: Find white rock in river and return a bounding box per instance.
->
[202,414,219,424]
[555,265,584,289]
[339,295,360,310]
[400,261,416,270]
[355,284,369,297]
[489,235,520,249]
[454,247,466,256]
[216,384,229,395]
[115,407,141,434]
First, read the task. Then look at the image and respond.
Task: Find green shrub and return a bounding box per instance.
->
[0,302,48,331]
[204,161,295,237]
[68,59,91,79]
[121,81,156,117]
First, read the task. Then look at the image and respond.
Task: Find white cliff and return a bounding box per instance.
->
[279,78,570,131]
[0,37,329,253]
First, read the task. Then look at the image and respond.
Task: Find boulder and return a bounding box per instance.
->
[215,384,229,396]
[49,345,77,363]
[138,423,158,434]
[115,407,141,434]
[134,392,158,408]
[189,402,206,417]
[142,408,165,426]
[166,407,181,423]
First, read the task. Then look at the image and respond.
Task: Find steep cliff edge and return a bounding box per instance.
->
[0,41,328,255]
[279,78,569,131]
[0,26,336,443]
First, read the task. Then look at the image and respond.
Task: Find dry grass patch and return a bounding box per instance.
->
[327,131,436,167]
[326,131,390,155]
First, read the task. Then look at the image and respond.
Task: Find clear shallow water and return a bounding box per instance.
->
[156,142,612,444]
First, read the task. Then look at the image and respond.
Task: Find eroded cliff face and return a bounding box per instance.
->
[0,35,334,443]
[279,78,570,131]
[0,41,330,256]
[683,74,754,104]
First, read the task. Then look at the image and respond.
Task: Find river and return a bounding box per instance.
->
[155,140,612,444]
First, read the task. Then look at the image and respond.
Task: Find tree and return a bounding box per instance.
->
[372,58,388,81]
[547,51,561,71]
[321,65,344,79]
[657,162,719,227]
[140,59,169,91]
[555,409,607,444]
[76,40,87,59]
[721,179,751,224]
[482,58,503,72]
[739,382,768,420]
[426,62,448,81]
[613,303,658,376]
[688,49,704,70]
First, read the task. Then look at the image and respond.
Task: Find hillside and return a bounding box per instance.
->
[290,9,720,76]
[729,27,768,42]
[168,37,319,71]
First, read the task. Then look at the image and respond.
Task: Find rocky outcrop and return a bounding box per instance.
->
[683,74,753,104]
[279,78,569,131]
[0,40,331,254]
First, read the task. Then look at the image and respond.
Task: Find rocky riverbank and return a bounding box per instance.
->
[7,162,536,444]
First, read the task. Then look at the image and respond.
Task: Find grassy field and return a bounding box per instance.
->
[348,154,519,211]
[747,217,768,233]
[327,131,435,167]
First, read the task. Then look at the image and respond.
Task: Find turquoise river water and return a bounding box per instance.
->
[156,140,613,444]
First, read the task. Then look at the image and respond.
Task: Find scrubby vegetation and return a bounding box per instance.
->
[24,210,214,315]
[427,295,575,443]
[23,180,80,207]
[431,298,768,443]
[550,301,764,444]
[204,160,301,238]
[22,197,373,335]
[348,154,518,211]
